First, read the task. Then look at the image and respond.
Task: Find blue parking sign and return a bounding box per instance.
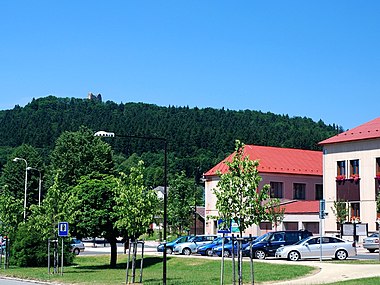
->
[58,222,69,237]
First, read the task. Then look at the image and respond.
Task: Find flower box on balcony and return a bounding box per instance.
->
[349,174,360,182]
[336,175,346,181]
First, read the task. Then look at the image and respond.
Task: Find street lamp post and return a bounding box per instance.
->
[27,167,42,206]
[13,157,28,221]
[94,131,168,285]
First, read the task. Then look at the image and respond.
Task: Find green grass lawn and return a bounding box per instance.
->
[0,254,315,284]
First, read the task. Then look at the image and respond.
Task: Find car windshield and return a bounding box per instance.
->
[369,233,379,238]
[188,236,198,242]
[211,237,223,244]
[255,232,271,242]
[294,236,311,245]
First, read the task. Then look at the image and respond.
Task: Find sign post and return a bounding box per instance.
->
[217,219,231,285]
[319,199,325,261]
[58,222,69,275]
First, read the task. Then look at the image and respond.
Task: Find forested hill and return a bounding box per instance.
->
[0,96,340,177]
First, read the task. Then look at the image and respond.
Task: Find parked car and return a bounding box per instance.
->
[157,236,193,254]
[213,236,256,257]
[363,233,379,253]
[71,238,85,255]
[173,235,218,255]
[196,236,232,256]
[242,230,313,259]
[275,236,356,261]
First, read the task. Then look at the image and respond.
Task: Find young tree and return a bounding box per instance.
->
[214,140,281,236]
[113,161,158,240]
[213,140,282,285]
[332,200,349,224]
[167,171,199,235]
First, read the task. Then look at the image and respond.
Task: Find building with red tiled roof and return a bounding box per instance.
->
[319,116,380,237]
[204,145,323,236]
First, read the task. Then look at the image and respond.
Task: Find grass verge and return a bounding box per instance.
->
[0,254,314,284]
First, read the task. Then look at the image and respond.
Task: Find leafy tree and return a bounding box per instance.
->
[69,173,122,268]
[49,126,114,188]
[214,140,282,237]
[332,200,349,224]
[214,140,282,285]
[0,185,23,239]
[1,144,43,207]
[113,161,158,240]
[168,171,200,234]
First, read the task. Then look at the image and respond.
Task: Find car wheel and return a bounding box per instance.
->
[166,247,173,254]
[287,251,300,261]
[182,248,191,255]
[335,249,348,260]
[73,248,80,255]
[368,249,376,253]
[223,250,231,258]
[206,249,213,256]
[255,250,266,260]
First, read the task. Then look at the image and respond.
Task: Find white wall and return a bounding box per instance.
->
[323,139,380,234]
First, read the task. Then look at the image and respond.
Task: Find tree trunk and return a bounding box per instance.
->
[108,237,118,268]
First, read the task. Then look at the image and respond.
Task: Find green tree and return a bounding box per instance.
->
[168,171,200,235]
[49,126,114,188]
[332,200,349,224]
[214,140,282,285]
[214,140,281,237]
[113,161,158,240]
[69,173,122,268]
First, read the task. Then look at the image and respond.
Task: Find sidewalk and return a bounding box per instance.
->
[265,259,380,284]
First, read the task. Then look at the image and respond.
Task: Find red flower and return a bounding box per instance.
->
[336,175,346,181]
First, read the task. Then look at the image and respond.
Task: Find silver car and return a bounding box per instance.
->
[71,238,85,255]
[173,235,218,255]
[363,233,379,253]
[275,236,356,261]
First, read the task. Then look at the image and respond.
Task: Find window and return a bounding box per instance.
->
[259,222,272,231]
[350,202,360,220]
[315,184,323,200]
[337,161,346,176]
[293,183,306,200]
[270,182,283,198]
[350,159,359,177]
[376,158,380,176]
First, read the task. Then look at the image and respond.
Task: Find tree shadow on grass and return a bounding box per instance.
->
[73,256,168,270]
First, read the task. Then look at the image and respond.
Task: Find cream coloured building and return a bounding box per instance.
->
[203,144,323,236]
[319,117,380,235]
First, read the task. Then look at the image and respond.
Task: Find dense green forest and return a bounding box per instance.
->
[0,96,341,181]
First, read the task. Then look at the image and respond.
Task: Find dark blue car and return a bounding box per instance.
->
[157,236,192,254]
[196,236,231,256]
[213,236,256,257]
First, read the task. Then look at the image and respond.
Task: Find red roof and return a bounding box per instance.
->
[319,117,380,145]
[280,200,319,214]
[204,145,322,177]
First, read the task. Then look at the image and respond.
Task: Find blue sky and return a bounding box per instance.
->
[1,1,379,130]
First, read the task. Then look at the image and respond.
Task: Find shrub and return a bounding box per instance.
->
[10,222,74,267]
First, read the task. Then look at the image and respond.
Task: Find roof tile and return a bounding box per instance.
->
[204,145,322,176]
[319,117,380,145]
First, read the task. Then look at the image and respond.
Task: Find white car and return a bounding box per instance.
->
[275,236,356,261]
[173,235,218,255]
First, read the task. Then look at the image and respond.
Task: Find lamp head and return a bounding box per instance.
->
[94,131,115,137]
